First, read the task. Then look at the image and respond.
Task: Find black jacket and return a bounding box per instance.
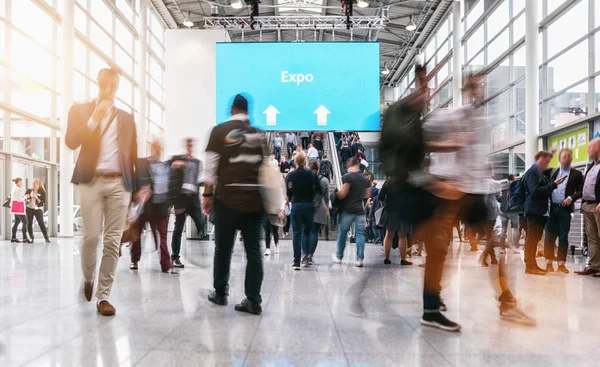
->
[65,101,138,191]
[583,162,600,204]
[544,167,584,212]
[523,164,557,216]
[167,155,202,210]
[25,189,46,209]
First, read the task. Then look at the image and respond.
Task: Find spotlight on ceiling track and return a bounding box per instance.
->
[183,12,194,28]
[381,63,390,75]
[210,5,220,16]
[231,0,244,10]
[357,0,369,8]
[406,16,417,31]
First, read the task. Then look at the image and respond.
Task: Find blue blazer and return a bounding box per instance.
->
[65,101,138,191]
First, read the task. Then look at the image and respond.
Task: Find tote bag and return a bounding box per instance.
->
[10,200,25,215]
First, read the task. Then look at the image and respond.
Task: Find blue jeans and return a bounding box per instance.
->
[291,203,314,262]
[500,212,519,247]
[309,222,322,255]
[336,213,366,261]
[544,204,572,263]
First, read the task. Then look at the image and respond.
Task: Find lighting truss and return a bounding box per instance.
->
[203,15,385,30]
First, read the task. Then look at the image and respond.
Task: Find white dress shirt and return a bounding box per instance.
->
[307,147,319,159]
[88,102,121,173]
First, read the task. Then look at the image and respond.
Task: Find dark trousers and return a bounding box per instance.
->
[283,215,291,234]
[131,215,170,270]
[544,204,572,263]
[264,221,279,249]
[273,146,282,161]
[12,214,27,239]
[301,137,309,150]
[213,199,265,304]
[309,222,322,255]
[26,207,48,240]
[480,220,498,263]
[291,202,314,262]
[287,143,296,157]
[171,196,203,259]
[525,215,547,267]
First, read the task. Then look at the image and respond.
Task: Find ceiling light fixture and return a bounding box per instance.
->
[357,0,369,8]
[406,16,417,31]
[183,12,194,28]
[381,63,390,75]
[231,0,244,9]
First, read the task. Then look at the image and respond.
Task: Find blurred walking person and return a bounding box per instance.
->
[286,152,320,269]
[286,132,297,157]
[129,140,172,273]
[65,68,138,316]
[332,157,370,267]
[204,94,268,315]
[309,161,330,265]
[25,178,50,243]
[10,177,30,243]
[379,178,413,266]
[168,138,203,269]
[272,132,283,161]
[576,139,600,276]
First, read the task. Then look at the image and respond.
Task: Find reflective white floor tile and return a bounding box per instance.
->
[244,352,348,367]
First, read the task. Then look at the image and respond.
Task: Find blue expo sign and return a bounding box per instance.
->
[216,42,380,131]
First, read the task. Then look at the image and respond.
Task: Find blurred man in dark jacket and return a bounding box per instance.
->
[168,138,203,269]
[130,140,171,273]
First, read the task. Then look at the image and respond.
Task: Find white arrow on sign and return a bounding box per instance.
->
[263,105,280,126]
[314,105,330,126]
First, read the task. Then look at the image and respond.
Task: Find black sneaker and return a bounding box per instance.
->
[234,298,262,315]
[24,239,33,244]
[384,259,392,265]
[208,291,228,306]
[400,259,413,266]
[292,261,301,270]
[172,258,185,268]
[307,255,315,266]
[421,312,461,332]
[10,238,20,243]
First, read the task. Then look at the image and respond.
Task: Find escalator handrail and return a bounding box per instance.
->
[327,131,343,190]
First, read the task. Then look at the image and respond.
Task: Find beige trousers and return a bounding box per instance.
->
[583,202,600,270]
[79,177,130,300]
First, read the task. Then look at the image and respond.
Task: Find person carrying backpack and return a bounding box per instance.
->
[499,175,521,252]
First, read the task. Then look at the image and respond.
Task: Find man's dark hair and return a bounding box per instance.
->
[534,150,553,161]
[415,64,426,75]
[232,94,248,112]
[508,174,515,181]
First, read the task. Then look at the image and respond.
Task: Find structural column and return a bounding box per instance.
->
[452,0,462,107]
[60,0,75,237]
[525,0,539,167]
[138,0,148,157]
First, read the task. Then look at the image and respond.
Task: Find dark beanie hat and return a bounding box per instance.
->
[232,94,248,112]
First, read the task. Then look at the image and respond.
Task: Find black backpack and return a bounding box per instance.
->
[380,95,425,182]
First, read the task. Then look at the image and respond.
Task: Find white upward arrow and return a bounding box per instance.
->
[263,105,280,126]
[314,105,330,126]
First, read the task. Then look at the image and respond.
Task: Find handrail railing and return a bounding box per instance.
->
[327,131,343,191]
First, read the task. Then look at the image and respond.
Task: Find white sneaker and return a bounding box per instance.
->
[275,244,279,254]
[500,303,536,326]
[265,248,271,256]
[355,260,364,267]
[331,253,342,264]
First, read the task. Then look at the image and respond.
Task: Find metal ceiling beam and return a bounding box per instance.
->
[150,0,179,28]
[204,15,385,30]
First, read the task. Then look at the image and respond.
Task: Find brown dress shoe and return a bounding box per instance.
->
[97,300,116,316]
[84,281,94,302]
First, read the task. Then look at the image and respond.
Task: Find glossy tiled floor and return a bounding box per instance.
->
[0,234,598,367]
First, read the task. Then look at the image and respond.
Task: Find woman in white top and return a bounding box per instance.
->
[26,178,50,243]
[11,177,30,243]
